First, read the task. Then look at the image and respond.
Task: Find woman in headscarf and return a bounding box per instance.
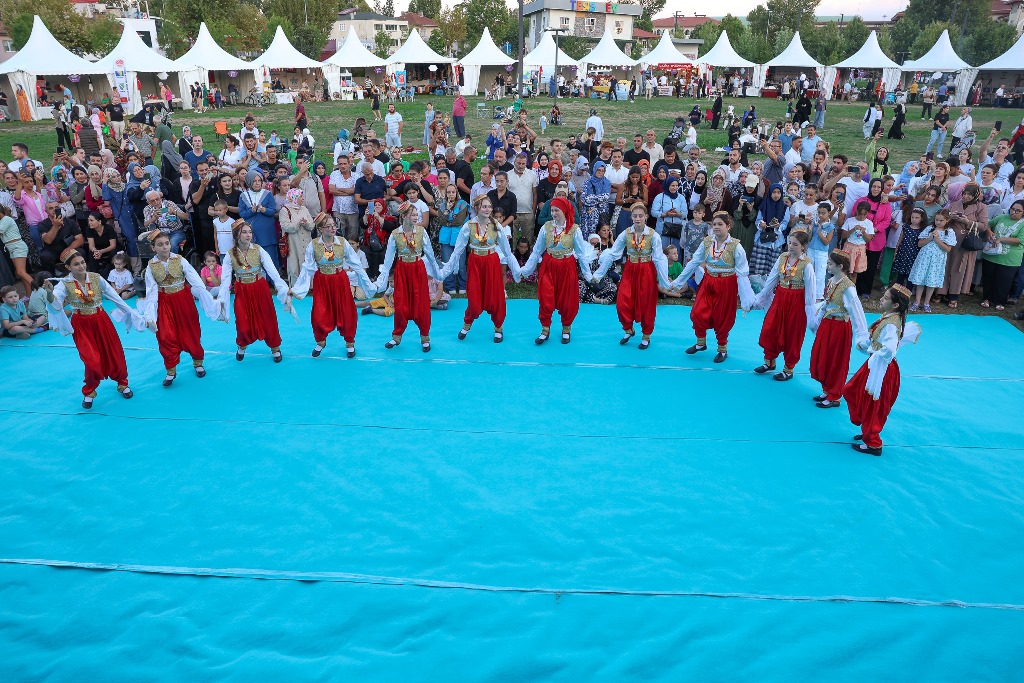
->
[100,148,118,172]
[102,166,138,269]
[940,181,988,307]
[887,96,907,139]
[615,167,647,236]
[538,159,571,208]
[651,176,688,252]
[239,171,280,269]
[579,160,611,239]
[569,157,590,199]
[84,165,105,213]
[278,185,314,284]
[702,169,732,215]
[750,183,788,279]
[688,104,702,128]
[178,125,194,157]
[519,196,597,344]
[125,162,154,242]
[89,108,105,149]
[866,136,890,178]
[856,177,893,298]
[795,94,812,127]
[687,169,708,218]
[534,151,550,181]
[160,139,184,185]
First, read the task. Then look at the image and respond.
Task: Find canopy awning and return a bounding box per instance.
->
[252,26,324,70]
[0,15,108,75]
[322,26,387,68]
[523,32,578,68]
[902,30,972,71]
[832,31,900,70]
[93,24,179,73]
[697,31,754,69]
[639,30,692,68]
[172,22,252,71]
[766,32,822,69]
[580,25,637,67]
[459,27,515,66]
[387,29,454,64]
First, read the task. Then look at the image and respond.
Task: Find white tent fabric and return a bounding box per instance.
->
[458,28,514,95]
[523,32,578,72]
[697,31,755,69]
[387,29,454,65]
[94,25,179,111]
[580,25,637,68]
[640,30,692,67]
[825,31,902,101]
[977,31,1024,70]
[902,30,972,72]
[952,68,980,106]
[766,32,822,69]
[173,23,255,105]
[252,26,324,71]
[0,16,107,120]
[322,26,387,96]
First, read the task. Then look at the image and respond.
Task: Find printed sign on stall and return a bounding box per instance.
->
[113,60,130,104]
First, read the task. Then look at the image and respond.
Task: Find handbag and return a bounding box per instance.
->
[960,224,985,252]
[278,231,289,260]
[98,202,114,220]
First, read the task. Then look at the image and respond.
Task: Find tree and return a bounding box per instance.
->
[746,6,769,41]
[372,28,391,58]
[428,4,466,57]
[462,0,512,48]
[374,0,395,17]
[408,0,441,19]
[558,36,592,60]
[259,15,294,50]
[960,18,1015,65]
[736,32,772,64]
[292,24,329,59]
[812,21,843,65]
[89,14,124,55]
[841,17,870,61]
[632,0,665,31]
[691,21,721,57]
[719,15,746,41]
[773,28,793,58]
[2,0,92,55]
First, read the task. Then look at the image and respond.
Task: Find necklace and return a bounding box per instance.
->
[709,238,728,260]
[322,238,335,260]
[402,229,417,251]
[73,274,94,303]
[631,228,646,252]
[782,254,801,281]
[474,219,489,244]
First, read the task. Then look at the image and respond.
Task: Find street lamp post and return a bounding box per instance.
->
[517,0,525,97]
[546,27,569,99]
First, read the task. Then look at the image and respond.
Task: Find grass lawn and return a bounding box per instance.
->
[4,94,1020,328]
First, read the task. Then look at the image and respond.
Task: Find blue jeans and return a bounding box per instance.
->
[925,129,947,156]
[169,229,186,254]
[1011,262,1024,299]
[814,110,825,128]
[439,243,467,291]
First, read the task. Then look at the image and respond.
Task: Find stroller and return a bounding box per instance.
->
[663,116,687,148]
[352,117,370,145]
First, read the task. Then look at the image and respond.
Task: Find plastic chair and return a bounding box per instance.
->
[214,121,228,136]
[476,102,488,118]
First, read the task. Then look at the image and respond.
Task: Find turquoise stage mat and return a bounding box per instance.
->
[1,299,1022,680]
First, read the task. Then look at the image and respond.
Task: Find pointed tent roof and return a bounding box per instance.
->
[323,26,387,68]
[172,23,252,71]
[978,31,1024,70]
[903,29,972,71]
[640,30,692,68]
[387,29,453,64]
[697,31,754,68]
[580,25,637,67]
[0,15,107,75]
[523,32,578,67]
[766,32,821,68]
[252,26,324,70]
[459,28,514,66]
[832,31,900,69]
[94,23,179,73]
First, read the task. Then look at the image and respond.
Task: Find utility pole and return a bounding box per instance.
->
[517,0,524,97]
[547,27,568,99]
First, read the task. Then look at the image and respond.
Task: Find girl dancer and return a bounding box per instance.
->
[438,195,521,343]
[808,250,868,409]
[290,214,376,358]
[217,220,291,362]
[47,248,147,408]
[375,203,443,352]
[590,203,672,349]
[670,211,756,363]
[753,230,817,381]
[139,231,222,387]
[519,197,597,344]
[843,284,921,456]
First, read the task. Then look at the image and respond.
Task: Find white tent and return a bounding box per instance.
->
[698,31,755,69]
[902,30,975,106]
[755,31,822,90]
[823,31,901,101]
[640,30,693,68]
[94,25,180,112]
[976,32,1024,105]
[458,27,514,95]
[252,26,324,86]
[523,31,578,84]
[580,24,638,69]
[386,29,453,85]
[322,26,387,97]
[173,23,256,108]
[0,16,108,120]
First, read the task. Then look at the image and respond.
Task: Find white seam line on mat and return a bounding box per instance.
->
[0,408,1020,452]
[2,558,1022,612]
[6,343,1024,383]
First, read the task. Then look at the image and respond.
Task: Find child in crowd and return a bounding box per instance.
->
[269,130,279,146]
[346,238,370,301]
[509,237,537,284]
[200,251,222,296]
[909,209,956,312]
[27,272,55,328]
[212,200,233,255]
[841,200,876,286]
[682,203,709,264]
[891,207,928,287]
[1,285,46,339]
[108,252,136,299]
[287,139,300,173]
[659,245,683,299]
[808,203,837,301]
[429,277,451,310]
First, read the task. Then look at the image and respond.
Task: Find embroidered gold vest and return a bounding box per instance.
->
[230,246,262,277]
[775,252,811,289]
[869,312,903,351]
[64,273,104,311]
[312,238,345,271]
[822,276,854,320]
[544,222,576,257]
[395,226,426,259]
[625,228,654,260]
[468,220,500,251]
[701,236,738,273]
[148,255,185,288]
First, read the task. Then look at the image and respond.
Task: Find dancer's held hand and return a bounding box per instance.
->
[147,321,158,333]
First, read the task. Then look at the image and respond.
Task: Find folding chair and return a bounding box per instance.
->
[214,121,228,136]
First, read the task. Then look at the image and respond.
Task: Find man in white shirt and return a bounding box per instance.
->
[605,149,629,195]
[950,107,973,150]
[642,129,664,163]
[358,142,386,177]
[585,108,604,142]
[8,143,43,175]
[785,136,803,168]
[506,153,539,243]
[329,155,359,240]
[384,103,403,148]
[801,125,823,164]
[454,134,472,156]
[584,75,594,98]
[469,163,497,217]
[978,128,1015,184]
[837,162,869,214]
[994,85,1006,108]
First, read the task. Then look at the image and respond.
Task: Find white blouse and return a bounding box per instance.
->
[215,244,291,322]
[810,277,869,347]
[671,238,756,311]
[47,275,147,336]
[858,319,922,400]
[591,227,672,287]
[754,255,818,321]
[374,230,443,292]
[138,255,222,324]
[291,237,376,299]
[518,225,597,279]
[438,220,520,282]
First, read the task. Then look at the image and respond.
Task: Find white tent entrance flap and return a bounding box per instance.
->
[458,28,515,95]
